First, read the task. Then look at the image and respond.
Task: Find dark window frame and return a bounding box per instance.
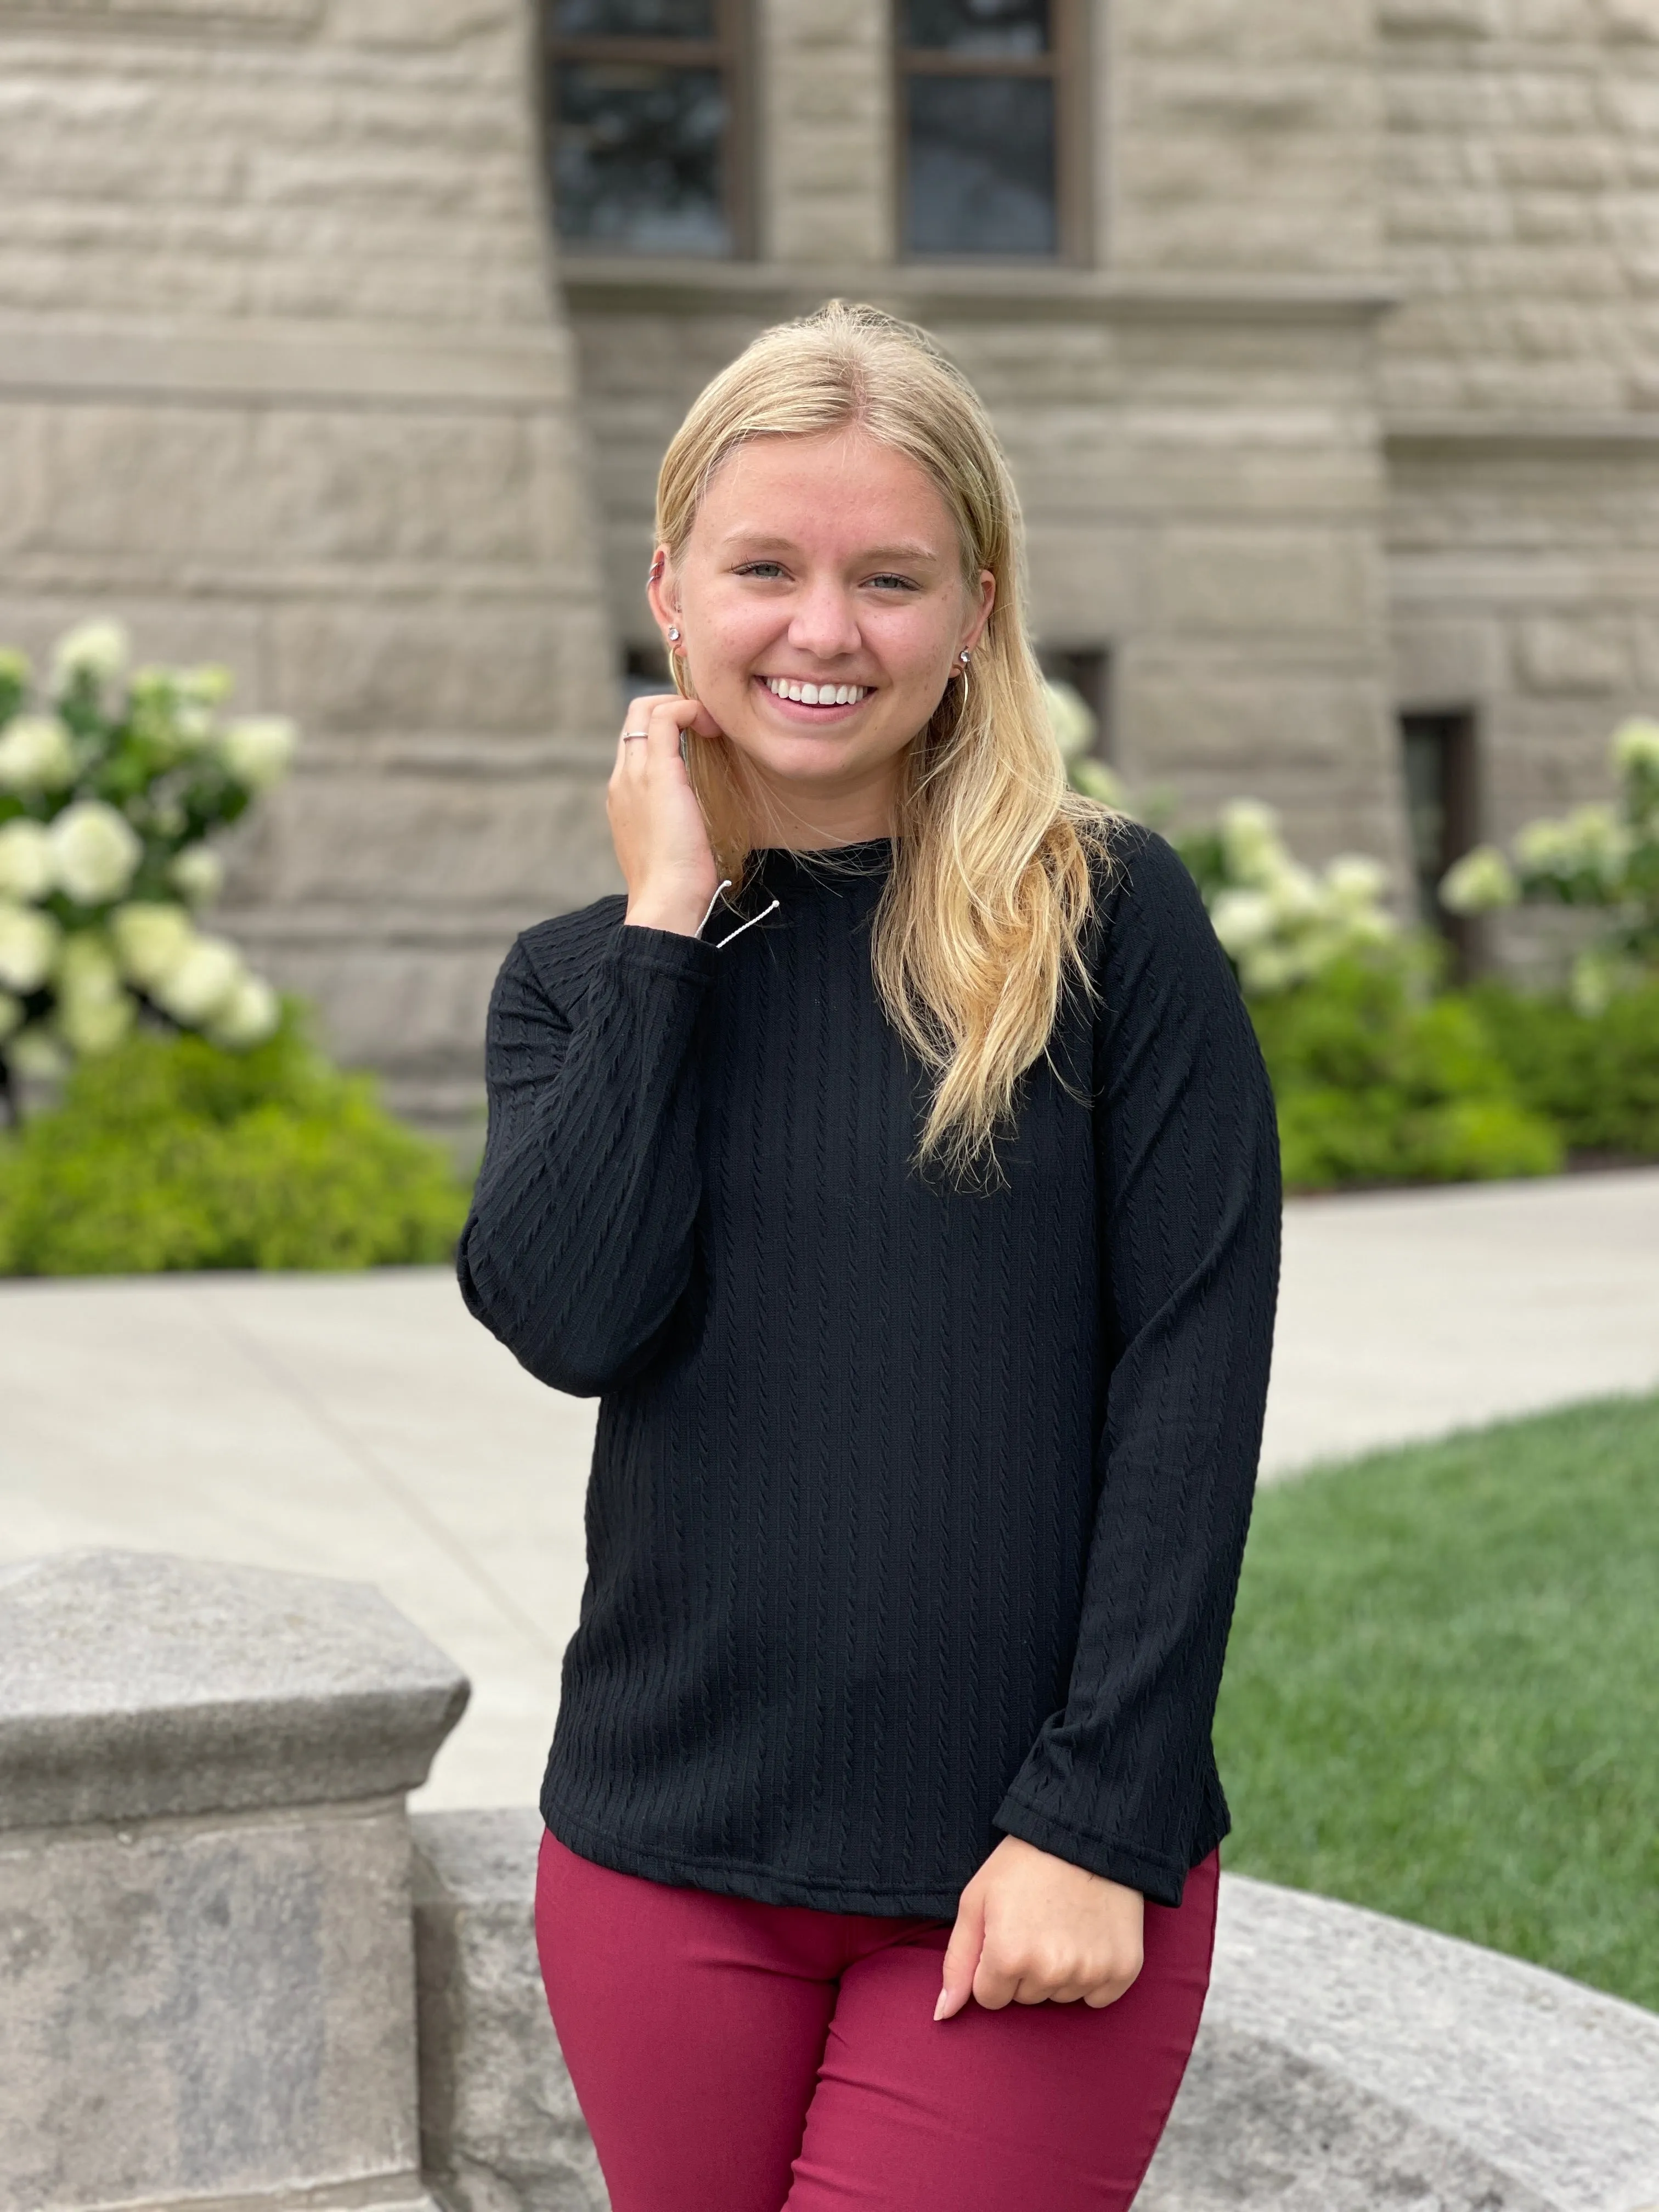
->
[893,0,1090,263]
[1401,706,1482,978]
[541,0,754,259]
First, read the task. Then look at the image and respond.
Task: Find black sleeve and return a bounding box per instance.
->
[456,918,716,1397]
[994,827,1282,1903]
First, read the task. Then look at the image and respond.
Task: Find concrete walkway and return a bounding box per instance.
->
[3,1169,1656,1812]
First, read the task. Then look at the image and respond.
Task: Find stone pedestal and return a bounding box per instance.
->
[0,1550,470,2212]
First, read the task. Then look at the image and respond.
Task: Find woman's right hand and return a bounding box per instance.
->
[609,693,722,937]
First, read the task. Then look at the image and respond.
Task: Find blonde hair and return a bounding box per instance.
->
[657,300,1120,1187]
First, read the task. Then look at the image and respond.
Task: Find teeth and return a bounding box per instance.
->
[765,678,866,704]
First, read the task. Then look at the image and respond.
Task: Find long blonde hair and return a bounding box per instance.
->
[657,300,1120,1187]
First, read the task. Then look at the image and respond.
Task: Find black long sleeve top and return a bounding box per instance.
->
[457,821,1280,1914]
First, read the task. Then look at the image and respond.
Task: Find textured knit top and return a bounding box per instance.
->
[457,820,1281,1915]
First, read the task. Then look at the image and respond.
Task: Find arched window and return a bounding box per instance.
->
[896,0,1085,259]
[542,1,749,256]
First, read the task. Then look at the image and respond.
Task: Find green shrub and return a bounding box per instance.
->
[0,1013,470,1274]
[1251,959,1565,1189]
[1464,977,1659,1160]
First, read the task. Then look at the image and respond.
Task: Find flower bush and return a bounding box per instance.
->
[1440,716,1659,1012]
[0,619,295,1109]
[1172,802,1402,1000]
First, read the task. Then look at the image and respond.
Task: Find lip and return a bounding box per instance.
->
[752,675,873,724]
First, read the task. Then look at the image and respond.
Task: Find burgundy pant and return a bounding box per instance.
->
[535,1829,1217,2212]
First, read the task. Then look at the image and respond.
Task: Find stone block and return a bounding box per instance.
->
[1514,612,1634,693]
[268,602,616,737]
[2,1804,426,2212]
[1390,615,1506,704]
[0,1550,469,1829]
[1149,527,1382,637]
[412,1809,608,2212]
[0,1550,472,2212]
[228,766,613,909]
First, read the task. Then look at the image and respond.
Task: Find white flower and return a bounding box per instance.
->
[0,990,21,1044]
[151,933,245,1024]
[0,900,60,991]
[54,930,135,1056]
[0,713,77,793]
[0,819,55,901]
[111,902,198,991]
[206,973,280,1048]
[1218,800,1286,888]
[167,845,224,906]
[50,618,129,692]
[1610,716,1659,776]
[1209,888,1277,956]
[1266,864,1322,927]
[217,715,297,792]
[1324,854,1389,909]
[8,1024,69,1081]
[1238,943,1302,997]
[1439,845,1518,915]
[48,800,143,906]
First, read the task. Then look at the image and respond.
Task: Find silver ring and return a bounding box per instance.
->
[623,731,649,742]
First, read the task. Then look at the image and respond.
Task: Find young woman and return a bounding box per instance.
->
[458,301,1280,2212]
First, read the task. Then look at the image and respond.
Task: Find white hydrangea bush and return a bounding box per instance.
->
[1439,717,1659,1012]
[1183,802,1401,997]
[0,619,296,1103]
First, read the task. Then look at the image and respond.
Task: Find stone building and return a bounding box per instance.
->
[2,0,1657,1121]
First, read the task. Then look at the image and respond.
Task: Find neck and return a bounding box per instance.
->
[736,757,905,854]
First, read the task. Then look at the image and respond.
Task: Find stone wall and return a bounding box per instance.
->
[1380,0,1659,933]
[0,0,618,1124]
[13,0,1659,1099]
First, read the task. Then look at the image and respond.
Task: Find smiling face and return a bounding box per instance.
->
[648,426,994,847]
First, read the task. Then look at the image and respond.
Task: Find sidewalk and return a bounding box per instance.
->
[4,1169,1656,1812]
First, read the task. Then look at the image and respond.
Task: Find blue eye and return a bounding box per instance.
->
[736,562,788,580]
[868,574,918,592]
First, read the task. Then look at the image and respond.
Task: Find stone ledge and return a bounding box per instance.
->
[0,1550,470,1829]
[0,318,575,412]
[1387,411,1659,450]
[1142,1873,1659,2211]
[560,258,1403,325]
[409,1811,1659,2212]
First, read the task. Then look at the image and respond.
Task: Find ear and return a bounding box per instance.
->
[959,568,996,658]
[646,545,681,653]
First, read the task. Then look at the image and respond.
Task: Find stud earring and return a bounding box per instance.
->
[668,627,681,645]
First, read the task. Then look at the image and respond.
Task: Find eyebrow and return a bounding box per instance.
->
[715,531,946,567]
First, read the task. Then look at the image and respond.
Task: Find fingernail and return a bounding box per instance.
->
[933,1989,948,2022]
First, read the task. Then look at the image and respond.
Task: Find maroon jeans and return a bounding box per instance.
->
[536,1828,1217,2212]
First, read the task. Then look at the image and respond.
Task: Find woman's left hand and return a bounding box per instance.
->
[934,1835,1144,2019]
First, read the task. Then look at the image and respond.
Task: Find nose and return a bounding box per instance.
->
[786,580,862,664]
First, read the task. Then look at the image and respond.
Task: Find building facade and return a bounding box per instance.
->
[2,0,1656,1120]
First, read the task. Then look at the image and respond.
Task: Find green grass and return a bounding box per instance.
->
[1214,1392,1659,2012]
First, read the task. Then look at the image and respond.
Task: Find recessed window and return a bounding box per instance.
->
[896,0,1082,259]
[1040,645,1112,761]
[543,0,747,256]
[1401,708,1480,971]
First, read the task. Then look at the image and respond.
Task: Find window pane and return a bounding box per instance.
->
[553,0,715,34]
[904,75,1056,255]
[902,0,1048,57]
[553,63,729,253]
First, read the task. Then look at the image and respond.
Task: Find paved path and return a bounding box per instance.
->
[4,1170,1656,1813]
